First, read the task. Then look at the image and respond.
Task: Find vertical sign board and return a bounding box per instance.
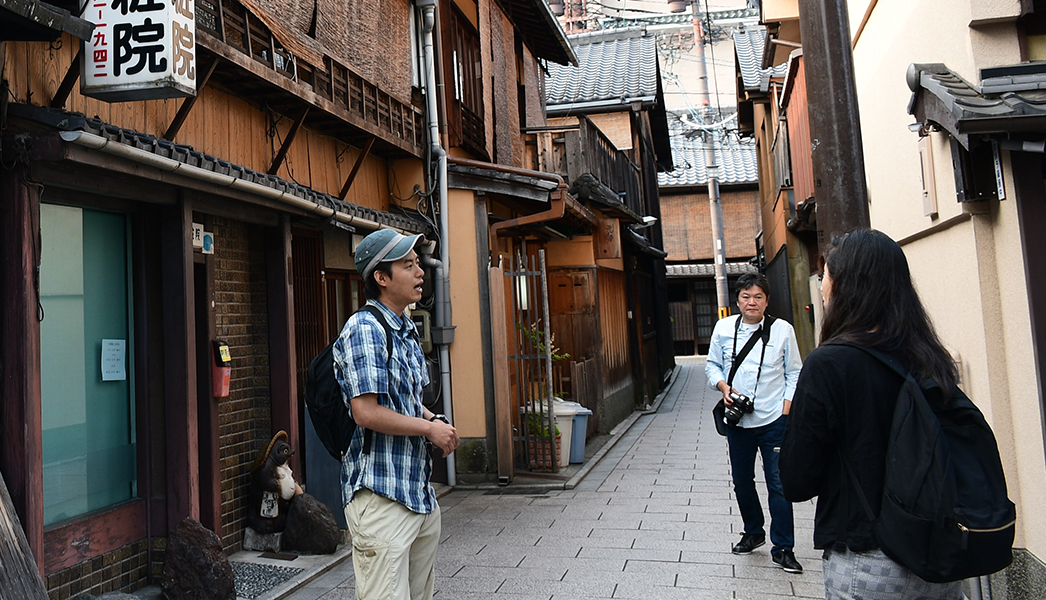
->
[594,218,621,259]
[81,0,197,101]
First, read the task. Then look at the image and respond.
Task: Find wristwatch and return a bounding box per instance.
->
[429,414,449,424]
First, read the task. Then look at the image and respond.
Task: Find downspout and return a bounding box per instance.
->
[417,0,456,485]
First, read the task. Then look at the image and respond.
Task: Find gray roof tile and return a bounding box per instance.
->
[666,262,757,277]
[733,25,788,92]
[600,7,758,29]
[908,63,1046,144]
[546,27,659,107]
[658,111,757,187]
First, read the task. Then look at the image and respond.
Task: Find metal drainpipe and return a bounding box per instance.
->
[418,0,455,485]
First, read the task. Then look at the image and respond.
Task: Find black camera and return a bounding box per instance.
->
[723,391,755,426]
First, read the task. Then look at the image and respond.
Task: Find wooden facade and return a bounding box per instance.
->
[739,37,817,356]
[0,0,430,592]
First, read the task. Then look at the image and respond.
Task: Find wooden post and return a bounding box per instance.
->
[0,471,48,599]
[160,197,200,527]
[266,216,299,472]
[0,169,45,575]
[489,265,514,482]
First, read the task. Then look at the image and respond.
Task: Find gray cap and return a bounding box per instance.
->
[354,229,425,280]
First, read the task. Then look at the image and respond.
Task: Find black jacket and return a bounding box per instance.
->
[780,344,904,551]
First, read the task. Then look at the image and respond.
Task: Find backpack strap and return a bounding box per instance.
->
[353,304,395,455]
[359,304,394,360]
[832,342,909,382]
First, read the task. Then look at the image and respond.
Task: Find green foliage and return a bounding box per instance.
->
[516,321,570,362]
[525,411,560,437]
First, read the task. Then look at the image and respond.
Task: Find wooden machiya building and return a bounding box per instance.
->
[467,24,675,467]
[657,111,761,357]
[0,0,440,595]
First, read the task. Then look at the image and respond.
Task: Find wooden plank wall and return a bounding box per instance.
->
[4,37,389,211]
[597,268,631,398]
[547,268,599,397]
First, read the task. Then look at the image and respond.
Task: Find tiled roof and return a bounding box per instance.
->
[10,104,426,233]
[734,25,788,92]
[503,0,577,65]
[908,62,1046,149]
[658,111,758,187]
[601,8,758,29]
[546,27,659,108]
[666,262,757,277]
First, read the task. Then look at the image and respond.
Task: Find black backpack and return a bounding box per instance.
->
[839,344,1015,583]
[304,304,392,461]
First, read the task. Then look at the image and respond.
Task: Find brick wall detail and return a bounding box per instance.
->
[45,539,150,600]
[213,217,273,552]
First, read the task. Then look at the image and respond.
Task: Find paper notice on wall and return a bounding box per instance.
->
[101,339,127,381]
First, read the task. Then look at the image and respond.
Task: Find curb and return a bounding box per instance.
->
[257,544,352,600]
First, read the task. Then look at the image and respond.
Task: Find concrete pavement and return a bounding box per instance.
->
[271,355,823,600]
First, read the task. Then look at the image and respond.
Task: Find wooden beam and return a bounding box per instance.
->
[339,136,375,200]
[50,48,82,109]
[0,168,45,576]
[267,108,309,175]
[43,501,145,574]
[266,216,300,473]
[160,196,200,528]
[164,56,219,141]
[488,265,514,483]
[195,31,423,157]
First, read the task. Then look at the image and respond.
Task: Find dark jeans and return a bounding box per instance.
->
[726,414,794,553]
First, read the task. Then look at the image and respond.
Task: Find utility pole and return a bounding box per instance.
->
[691,4,730,317]
[796,0,870,252]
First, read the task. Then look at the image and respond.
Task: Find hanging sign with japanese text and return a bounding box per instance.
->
[81,0,197,102]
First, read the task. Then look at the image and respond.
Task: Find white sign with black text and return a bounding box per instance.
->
[81,0,197,102]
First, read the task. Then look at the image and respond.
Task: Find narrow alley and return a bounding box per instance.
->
[286,356,822,600]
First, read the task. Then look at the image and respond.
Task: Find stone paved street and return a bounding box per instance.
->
[281,356,822,600]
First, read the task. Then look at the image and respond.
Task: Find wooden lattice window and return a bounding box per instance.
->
[442,4,484,155]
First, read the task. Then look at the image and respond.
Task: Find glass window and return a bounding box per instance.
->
[39,204,136,526]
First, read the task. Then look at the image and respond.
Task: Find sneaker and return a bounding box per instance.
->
[731,533,766,554]
[772,549,803,573]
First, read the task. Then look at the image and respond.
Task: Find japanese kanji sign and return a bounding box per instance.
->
[81,0,196,101]
[595,218,621,259]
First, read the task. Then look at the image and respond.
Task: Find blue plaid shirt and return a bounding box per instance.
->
[333,300,435,514]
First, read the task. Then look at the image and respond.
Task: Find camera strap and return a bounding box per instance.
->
[727,315,775,396]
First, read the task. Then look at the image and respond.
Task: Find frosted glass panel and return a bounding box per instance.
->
[40,205,137,526]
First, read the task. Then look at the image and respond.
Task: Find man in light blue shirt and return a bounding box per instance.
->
[706,273,803,574]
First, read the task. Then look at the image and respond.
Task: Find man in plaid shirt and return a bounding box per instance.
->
[334,228,459,600]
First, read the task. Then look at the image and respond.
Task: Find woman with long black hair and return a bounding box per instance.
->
[780,229,963,599]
